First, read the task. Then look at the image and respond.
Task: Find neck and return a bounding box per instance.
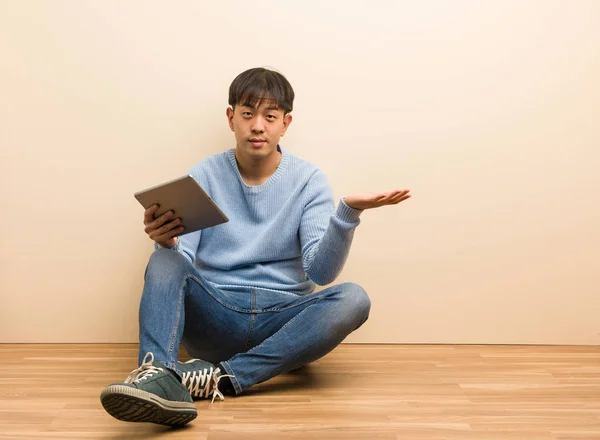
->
[234,146,282,184]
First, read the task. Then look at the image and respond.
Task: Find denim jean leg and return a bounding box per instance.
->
[138,248,198,372]
[220,282,371,394]
[180,286,254,366]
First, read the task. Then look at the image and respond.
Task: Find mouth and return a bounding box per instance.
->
[249,138,267,147]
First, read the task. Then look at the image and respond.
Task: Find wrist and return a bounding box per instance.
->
[342,197,357,210]
[337,198,363,223]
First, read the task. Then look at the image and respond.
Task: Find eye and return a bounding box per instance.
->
[242,112,252,117]
[266,114,277,120]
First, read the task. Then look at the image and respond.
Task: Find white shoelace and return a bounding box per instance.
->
[124,352,164,384]
[181,366,234,404]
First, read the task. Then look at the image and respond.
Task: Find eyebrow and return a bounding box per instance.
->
[241,103,281,111]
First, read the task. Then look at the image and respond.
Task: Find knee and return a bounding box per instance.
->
[145,248,191,281]
[338,282,371,323]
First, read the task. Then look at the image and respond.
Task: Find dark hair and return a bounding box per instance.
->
[228,67,295,114]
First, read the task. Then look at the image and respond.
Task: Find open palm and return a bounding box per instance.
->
[344,189,411,210]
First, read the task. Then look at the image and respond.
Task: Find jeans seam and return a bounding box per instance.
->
[166,275,188,365]
[188,275,254,313]
[244,289,257,352]
[187,275,316,313]
[226,297,322,393]
[221,360,242,395]
[236,296,322,360]
[254,295,317,313]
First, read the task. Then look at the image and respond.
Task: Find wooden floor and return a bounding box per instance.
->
[1,344,600,439]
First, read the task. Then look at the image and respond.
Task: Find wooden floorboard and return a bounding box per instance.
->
[1,344,599,439]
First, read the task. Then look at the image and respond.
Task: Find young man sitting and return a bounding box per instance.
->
[100,67,411,426]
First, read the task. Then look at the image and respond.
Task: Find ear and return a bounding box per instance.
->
[280,113,293,136]
[226,107,234,131]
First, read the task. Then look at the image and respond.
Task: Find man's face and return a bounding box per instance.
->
[226,100,292,160]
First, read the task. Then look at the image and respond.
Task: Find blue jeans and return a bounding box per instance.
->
[138,248,371,395]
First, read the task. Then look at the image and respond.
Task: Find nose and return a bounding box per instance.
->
[251,116,265,134]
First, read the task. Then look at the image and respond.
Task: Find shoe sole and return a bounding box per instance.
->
[100,385,197,426]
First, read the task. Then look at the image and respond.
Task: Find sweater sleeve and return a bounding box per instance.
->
[300,170,363,285]
[154,230,200,264]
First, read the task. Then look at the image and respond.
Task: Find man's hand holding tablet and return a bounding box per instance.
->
[134,175,229,249]
[143,205,183,248]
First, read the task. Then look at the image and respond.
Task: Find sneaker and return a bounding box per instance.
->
[178,358,234,403]
[100,352,197,426]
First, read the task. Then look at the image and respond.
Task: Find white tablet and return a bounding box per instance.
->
[134,175,229,236]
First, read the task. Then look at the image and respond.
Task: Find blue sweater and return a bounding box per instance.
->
[158,146,363,294]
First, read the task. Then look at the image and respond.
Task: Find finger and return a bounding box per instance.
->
[378,191,398,202]
[372,190,410,206]
[154,225,185,243]
[151,225,183,243]
[143,205,159,223]
[381,193,408,205]
[373,190,395,199]
[391,190,410,199]
[387,190,410,201]
[390,194,412,204]
[386,189,408,198]
[145,210,174,230]
[146,217,180,236]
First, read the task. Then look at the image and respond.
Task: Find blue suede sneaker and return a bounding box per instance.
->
[100,352,197,426]
[178,358,234,403]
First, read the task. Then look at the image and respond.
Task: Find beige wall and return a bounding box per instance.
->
[1,1,599,344]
